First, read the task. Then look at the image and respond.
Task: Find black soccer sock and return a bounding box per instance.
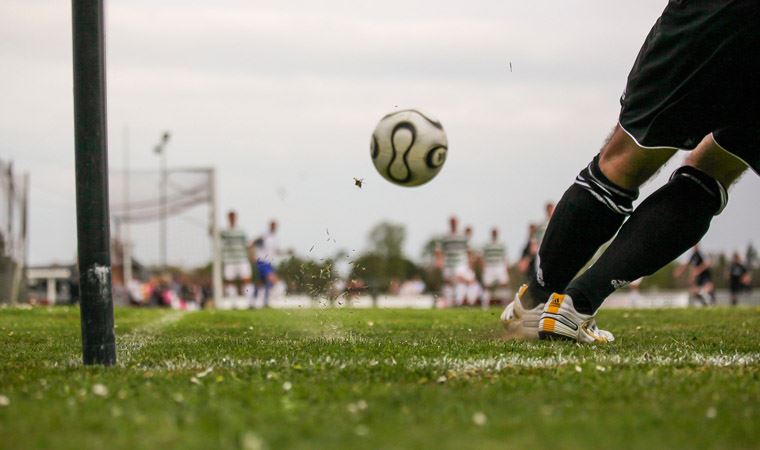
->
[523,155,638,308]
[566,166,728,314]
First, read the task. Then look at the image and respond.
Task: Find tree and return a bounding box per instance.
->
[278,255,337,300]
[368,222,405,259]
[348,222,421,295]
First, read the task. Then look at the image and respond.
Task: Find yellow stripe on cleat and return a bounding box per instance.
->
[542,318,556,332]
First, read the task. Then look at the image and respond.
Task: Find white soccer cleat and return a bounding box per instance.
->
[500,284,545,340]
[538,293,615,343]
[538,293,615,344]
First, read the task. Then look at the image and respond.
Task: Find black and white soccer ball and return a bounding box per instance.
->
[370,109,448,187]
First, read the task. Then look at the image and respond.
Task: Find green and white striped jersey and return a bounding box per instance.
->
[220,228,248,264]
[441,234,468,269]
[483,242,506,266]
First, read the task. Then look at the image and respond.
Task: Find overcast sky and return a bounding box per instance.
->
[2,0,758,268]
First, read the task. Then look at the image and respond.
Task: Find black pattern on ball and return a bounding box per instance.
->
[425,145,447,169]
[371,134,379,159]
[386,121,415,184]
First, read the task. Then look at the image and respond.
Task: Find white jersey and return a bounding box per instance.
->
[220,228,248,264]
[258,231,279,264]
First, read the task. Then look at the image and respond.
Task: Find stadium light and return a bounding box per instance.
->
[71,0,116,365]
[153,131,171,270]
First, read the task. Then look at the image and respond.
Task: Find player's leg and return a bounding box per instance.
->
[454,281,467,307]
[498,281,510,306]
[689,281,706,307]
[264,271,279,307]
[695,283,709,307]
[562,134,746,318]
[504,126,673,339]
[223,264,239,297]
[481,267,496,307]
[442,282,452,308]
[242,267,254,300]
[467,281,482,307]
[493,267,509,307]
[482,284,492,308]
[523,125,675,308]
[454,267,469,307]
[705,280,716,305]
[440,268,454,308]
[256,260,273,308]
[229,262,253,308]
[224,283,237,297]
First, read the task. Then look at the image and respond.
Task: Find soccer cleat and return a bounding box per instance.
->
[500,284,545,340]
[537,293,615,343]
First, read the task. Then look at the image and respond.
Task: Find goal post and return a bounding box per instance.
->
[210,169,223,307]
[71,0,116,366]
[0,162,29,305]
[108,167,222,302]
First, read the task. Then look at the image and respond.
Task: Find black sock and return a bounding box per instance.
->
[524,155,638,307]
[566,166,727,314]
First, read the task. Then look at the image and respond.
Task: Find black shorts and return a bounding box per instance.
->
[696,270,712,287]
[619,0,760,174]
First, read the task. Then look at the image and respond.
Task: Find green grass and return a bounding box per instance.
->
[1,306,759,450]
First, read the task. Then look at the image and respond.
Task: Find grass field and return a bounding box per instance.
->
[1,306,759,449]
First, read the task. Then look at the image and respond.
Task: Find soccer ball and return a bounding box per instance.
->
[370,109,448,187]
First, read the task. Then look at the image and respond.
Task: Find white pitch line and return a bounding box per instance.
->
[124,351,760,372]
[41,311,189,369]
[408,353,760,372]
[117,311,187,366]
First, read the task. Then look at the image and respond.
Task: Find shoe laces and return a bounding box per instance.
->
[584,318,614,341]
[585,319,604,335]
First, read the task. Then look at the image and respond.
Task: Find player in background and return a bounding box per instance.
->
[517,223,539,284]
[253,219,282,308]
[531,202,555,289]
[674,244,715,306]
[462,226,483,306]
[220,210,253,299]
[727,252,751,306]
[532,202,555,247]
[502,1,759,342]
[482,227,510,308]
[435,216,469,307]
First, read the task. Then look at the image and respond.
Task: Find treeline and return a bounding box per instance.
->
[276,222,438,299]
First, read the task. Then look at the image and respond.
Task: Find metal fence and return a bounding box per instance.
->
[0,159,29,304]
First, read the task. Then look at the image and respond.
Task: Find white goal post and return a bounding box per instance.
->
[0,159,29,305]
[108,167,222,302]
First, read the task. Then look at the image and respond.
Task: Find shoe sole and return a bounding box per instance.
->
[502,319,539,340]
[538,330,576,342]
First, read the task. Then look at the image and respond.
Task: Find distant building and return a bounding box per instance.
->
[27,264,77,305]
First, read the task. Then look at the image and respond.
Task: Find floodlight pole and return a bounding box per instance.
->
[123,127,133,284]
[154,132,170,270]
[72,0,116,365]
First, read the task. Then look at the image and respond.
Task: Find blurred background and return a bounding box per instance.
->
[1,0,757,308]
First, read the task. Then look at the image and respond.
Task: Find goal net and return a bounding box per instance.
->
[0,159,28,304]
[108,167,222,301]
